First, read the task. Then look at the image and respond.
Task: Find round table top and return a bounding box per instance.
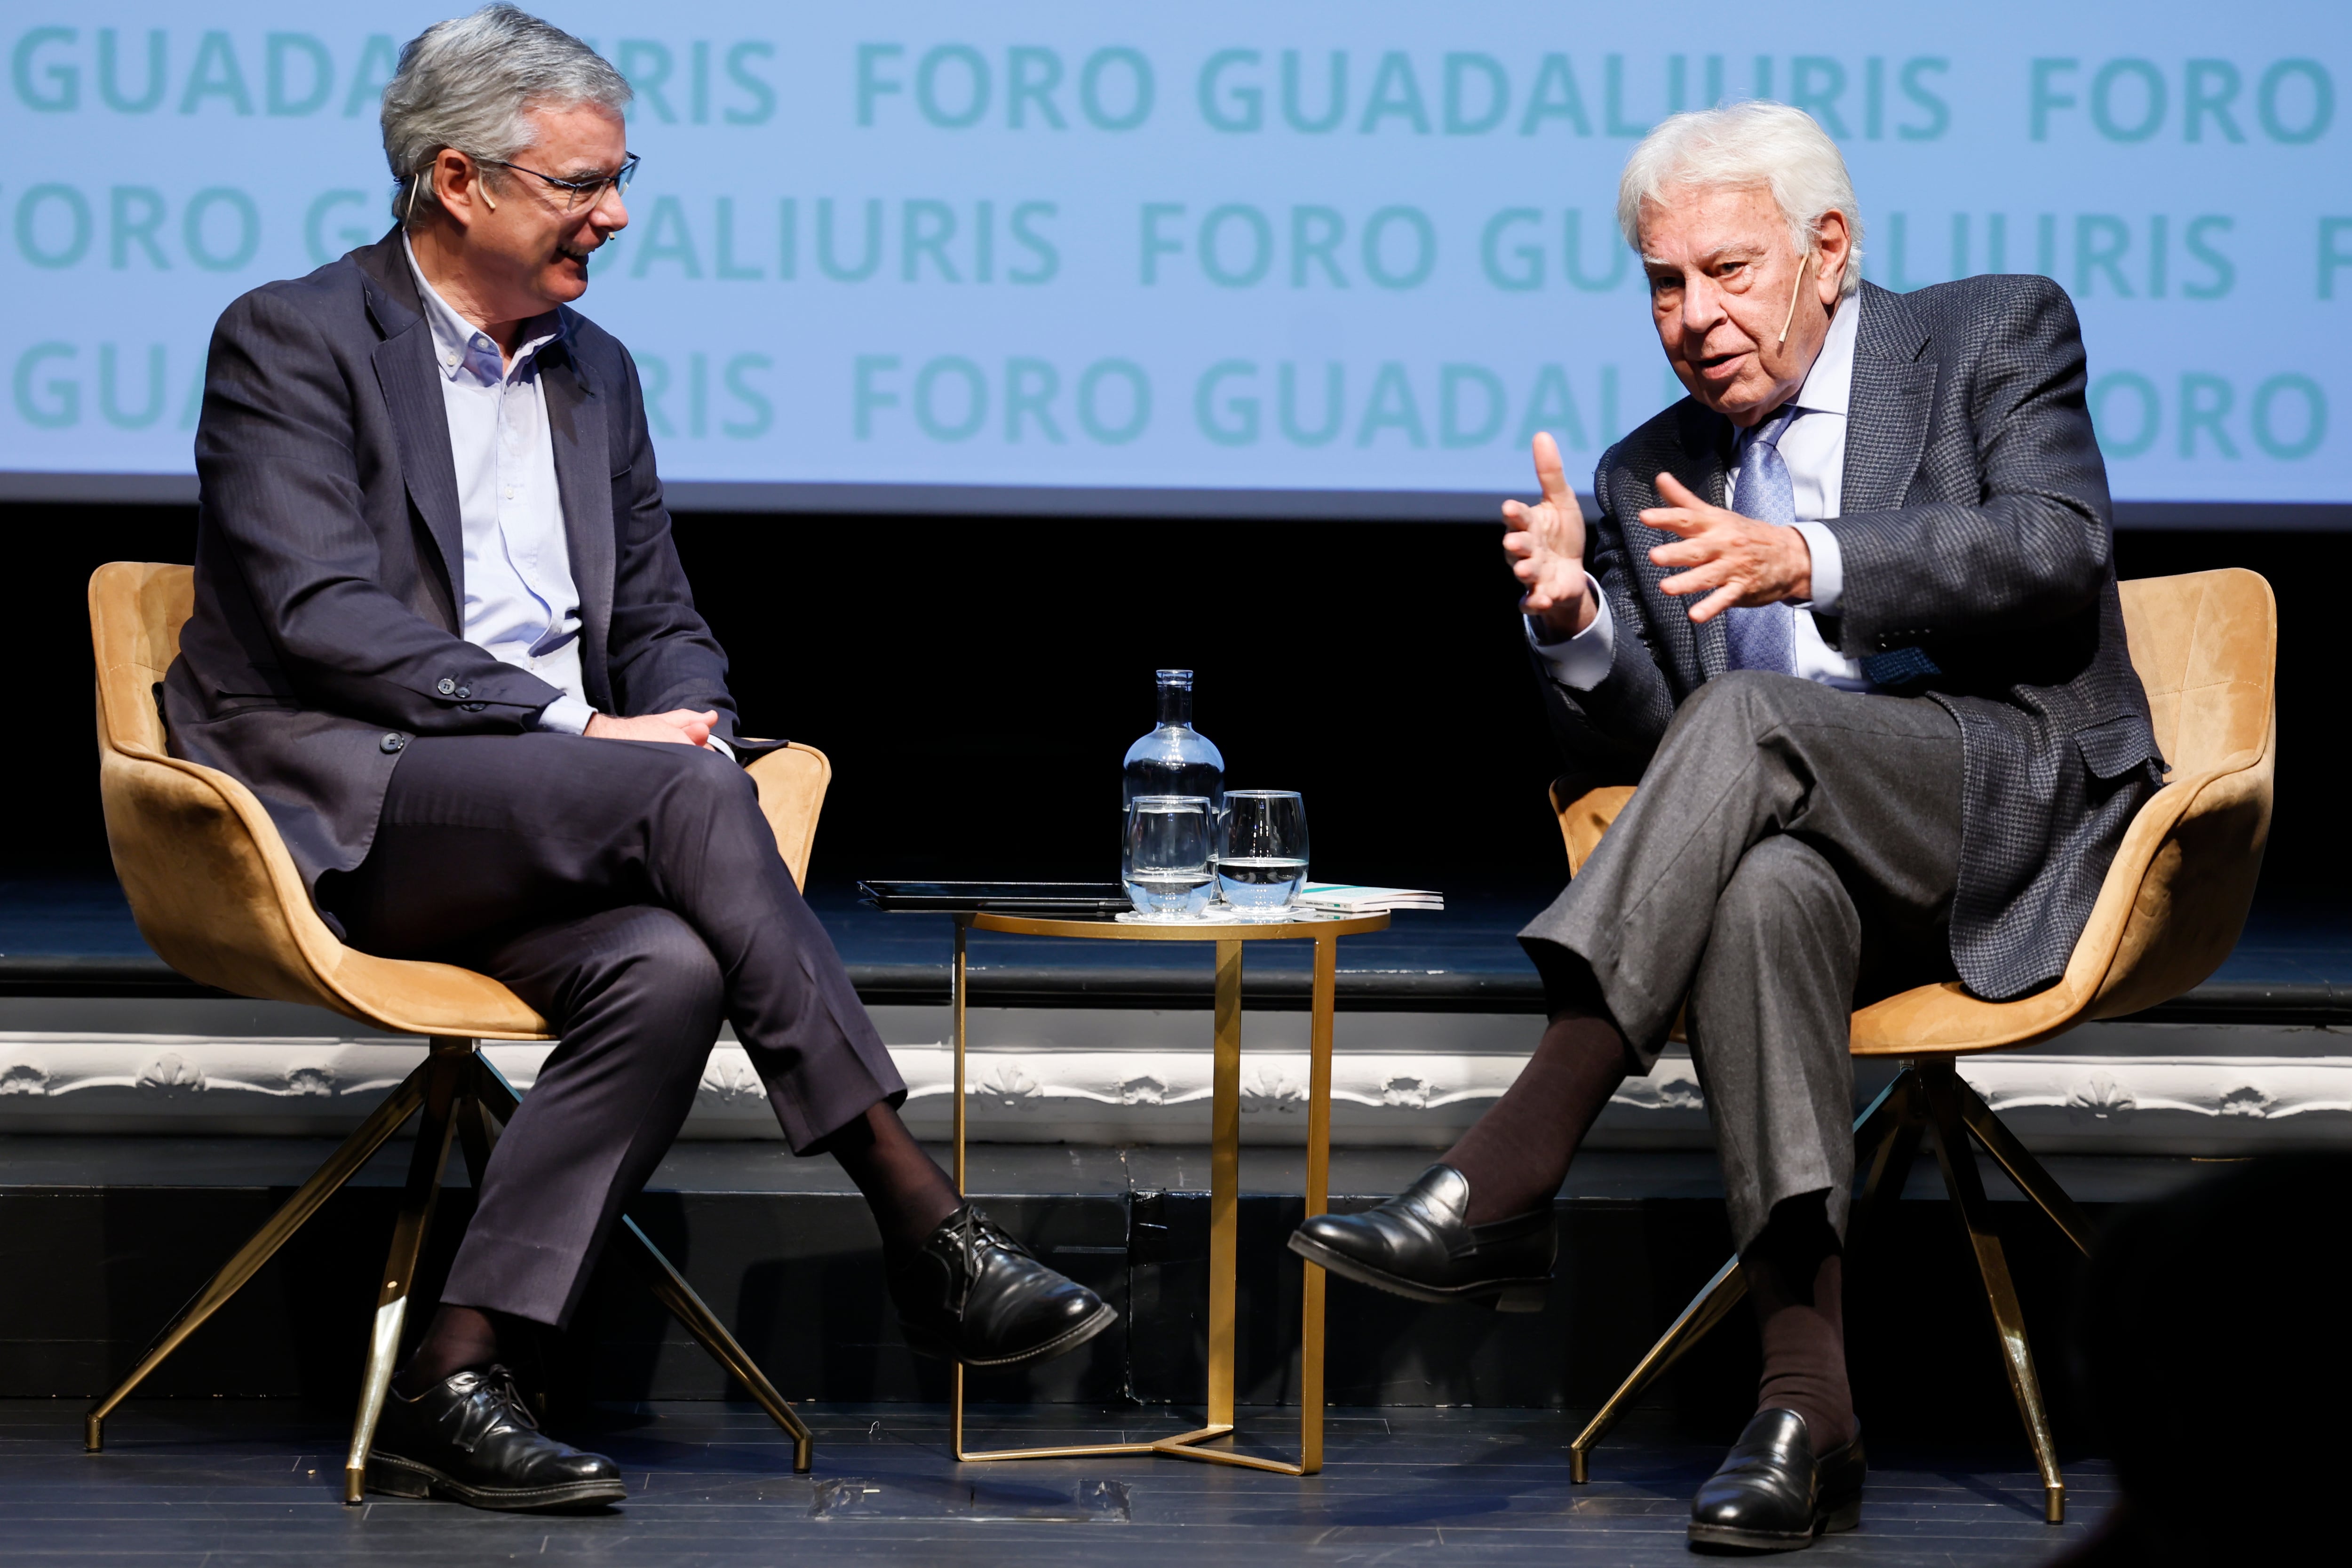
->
[964,909,1391,941]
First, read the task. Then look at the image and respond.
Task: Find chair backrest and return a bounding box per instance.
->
[2117,570,2274,781]
[90,562,834,1040]
[90,562,538,1036]
[92,561,189,758]
[2087,567,2276,1018]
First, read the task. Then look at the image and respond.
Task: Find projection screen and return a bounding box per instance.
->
[2,1,2345,514]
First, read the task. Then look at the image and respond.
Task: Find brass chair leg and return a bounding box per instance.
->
[469,1053,523,1120]
[84,1059,432,1454]
[1920,1060,2066,1526]
[469,1055,815,1473]
[1850,1070,1926,1246]
[1849,1071,1910,1167]
[1953,1074,2096,1256]
[454,1089,500,1191]
[620,1216,814,1473]
[1570,1074,1914,1483]
[1567,1254,1748,1481]
[342,1040,469,1505]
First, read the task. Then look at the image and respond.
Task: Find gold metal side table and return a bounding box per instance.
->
[946,908,1390,1475]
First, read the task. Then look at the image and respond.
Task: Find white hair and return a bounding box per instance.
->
[1615,101,1865,299]
[381,5,631,225]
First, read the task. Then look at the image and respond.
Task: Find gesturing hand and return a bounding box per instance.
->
[585,708,719,746]
[1502,432,1596,640]
[1641,473,1814,625]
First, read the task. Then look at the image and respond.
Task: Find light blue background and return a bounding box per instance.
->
[4,2,2345,503]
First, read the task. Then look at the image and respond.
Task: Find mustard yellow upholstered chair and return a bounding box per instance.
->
[1553,568,2276,1525]
[86,562,828,1498]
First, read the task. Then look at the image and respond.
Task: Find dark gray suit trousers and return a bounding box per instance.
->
[1521,672,1964,1250]
[320,732,905,1327]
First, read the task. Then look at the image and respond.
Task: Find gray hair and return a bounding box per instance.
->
[382,5,631,225]
[1616,101,1865,299]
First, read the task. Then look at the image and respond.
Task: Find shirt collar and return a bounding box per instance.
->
[1790,287,1862,419]
[401,233,562,387]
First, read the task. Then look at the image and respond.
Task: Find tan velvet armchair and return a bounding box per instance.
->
[86,561,827,1497]
[1554,568,2276,1526]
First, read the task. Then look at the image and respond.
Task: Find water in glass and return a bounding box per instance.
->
[1123,795,1215,920]
[1216,790,1308,919]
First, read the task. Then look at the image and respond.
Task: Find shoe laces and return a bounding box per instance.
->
[937,1208,1024,1316]
[436,1364,540,1453]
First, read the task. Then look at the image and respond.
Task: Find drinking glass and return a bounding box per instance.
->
[1215,790,1308,919]
[1122,795,1216,920]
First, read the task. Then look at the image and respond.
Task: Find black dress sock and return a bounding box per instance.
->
[1743,1193,1856,1452]
[1438,1007,1631,1225]
[396,1304,507,1396]
[825,1100,964,1249]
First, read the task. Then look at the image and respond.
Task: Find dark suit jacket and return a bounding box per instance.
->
[1544,276,2160,1002]
[165,228,779,899]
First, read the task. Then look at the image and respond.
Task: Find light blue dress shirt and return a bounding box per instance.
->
[404,239,596,735]
[1532,291,1869,692]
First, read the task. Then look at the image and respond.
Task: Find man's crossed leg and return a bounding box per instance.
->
[322,733,1114,1509]
[1290,672,1964,1550]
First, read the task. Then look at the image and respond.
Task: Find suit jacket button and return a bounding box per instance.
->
[381,732,406,754]
[437,678,456,695]
[461,701,485,712]
[455,686,471,700]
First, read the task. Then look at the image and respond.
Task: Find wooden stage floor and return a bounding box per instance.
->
[0,1399,2108,1565]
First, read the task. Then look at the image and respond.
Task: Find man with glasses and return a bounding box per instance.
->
[165,6,1113,1512]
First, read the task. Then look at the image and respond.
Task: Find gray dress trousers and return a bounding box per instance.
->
[1521,670,1966,1250]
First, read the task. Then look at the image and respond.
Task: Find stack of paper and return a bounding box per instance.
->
[1295,883,1445,914]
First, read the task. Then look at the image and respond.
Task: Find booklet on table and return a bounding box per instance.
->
[1294,883,1445,914]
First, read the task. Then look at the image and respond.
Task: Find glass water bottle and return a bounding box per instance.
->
[1122,669,1225,819]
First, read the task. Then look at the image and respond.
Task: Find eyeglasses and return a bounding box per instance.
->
[476,152,639,212]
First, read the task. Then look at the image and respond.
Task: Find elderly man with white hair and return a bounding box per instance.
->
[165,6,1113,1511]
[1291,102,2157,1550]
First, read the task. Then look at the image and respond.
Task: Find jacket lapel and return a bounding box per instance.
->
[1842,283,1938,514]
[543,328,614,707]
[357,233,466,618]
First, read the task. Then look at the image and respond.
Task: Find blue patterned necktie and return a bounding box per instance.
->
[1723,406,1801,674]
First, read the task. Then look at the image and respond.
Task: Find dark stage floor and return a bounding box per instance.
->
[1,1398,2109,1566]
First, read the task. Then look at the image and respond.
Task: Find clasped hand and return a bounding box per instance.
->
[585,708,719,745]
[1501,436,1813,634]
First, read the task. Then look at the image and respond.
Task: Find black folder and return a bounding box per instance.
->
[856,880,1132,916]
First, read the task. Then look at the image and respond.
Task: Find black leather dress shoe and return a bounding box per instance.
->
[889,1205,1119,1368]
[1687,1408,1866,1551]
[1284,1164,1555,1310]
[366,1365,626,1512]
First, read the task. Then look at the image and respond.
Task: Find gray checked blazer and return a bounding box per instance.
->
[164,228,782,903]
[1542,276,2161,1003]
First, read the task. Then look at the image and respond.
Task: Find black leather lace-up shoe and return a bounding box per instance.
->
[1687,1408,1867,1551]
[366,1365,626,1512]
[888,1204,1119,1368]
[1284,1164,1555,1310]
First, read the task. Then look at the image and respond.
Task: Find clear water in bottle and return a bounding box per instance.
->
[1121,670,1225,817]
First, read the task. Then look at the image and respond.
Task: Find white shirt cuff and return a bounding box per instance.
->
[707,735,736,761]
[536,695,596,735]
[1526,591,1616,692]
[1792,522,1844,614]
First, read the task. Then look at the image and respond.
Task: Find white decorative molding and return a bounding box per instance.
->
[0,999,2345,1155]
